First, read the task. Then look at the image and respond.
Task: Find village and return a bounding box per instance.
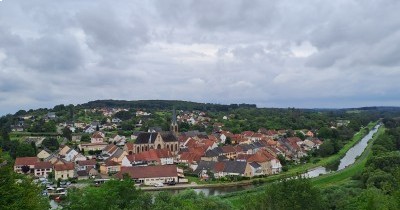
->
[13,108,324,192]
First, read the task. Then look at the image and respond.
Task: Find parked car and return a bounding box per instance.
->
[154,182,164,187]
[167,180,176,186]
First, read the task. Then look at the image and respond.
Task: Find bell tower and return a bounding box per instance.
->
[170,107,179,134]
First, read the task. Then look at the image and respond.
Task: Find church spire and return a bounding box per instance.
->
[170,107,178,134]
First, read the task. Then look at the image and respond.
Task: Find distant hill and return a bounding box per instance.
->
[78,100,257,112]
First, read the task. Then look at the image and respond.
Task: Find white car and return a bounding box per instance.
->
[154,182,164,187]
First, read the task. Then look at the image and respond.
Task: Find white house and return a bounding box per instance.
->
[64,149,79,162]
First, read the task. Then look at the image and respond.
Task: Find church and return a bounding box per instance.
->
[132,108,179,155]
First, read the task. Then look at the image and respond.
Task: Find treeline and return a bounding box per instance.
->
[79,100,256,112]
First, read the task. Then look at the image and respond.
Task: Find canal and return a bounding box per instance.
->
[168,124,381,196]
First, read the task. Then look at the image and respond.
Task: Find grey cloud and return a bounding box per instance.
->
[1,0,400,115]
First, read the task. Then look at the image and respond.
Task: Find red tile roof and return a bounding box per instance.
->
[34,161,53,169]
[125,142,134,151]
[125,149,172,163]
[116,165,178,179]
[179,152,202,163]
[222,145,236,153]
[92,131,104,139]
[77,159,96,166]
[15,157,38,166]
[214,162,225,172]
[242,131,255,137]
[104,160,119,166]
[54,162,75,171]
[103,144,118,154]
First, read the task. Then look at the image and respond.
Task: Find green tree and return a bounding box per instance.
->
[0,162,50,210]
[225,136,232,145]
[62,127,73,141]
[295,131,306,140]
[264,178,325,210]
[64,179,152,210]
[16,142,35,157]
[42,138,60,152]
[318,140,335,157]
[81,133,91,142]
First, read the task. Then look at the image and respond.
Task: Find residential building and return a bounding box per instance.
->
[116,165,180,185]
[14,157,38,174]
[54,162,75,180]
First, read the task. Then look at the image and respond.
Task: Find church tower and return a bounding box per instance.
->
[170,107,179,134]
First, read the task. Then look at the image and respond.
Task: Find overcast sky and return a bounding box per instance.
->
[0,0,399,115]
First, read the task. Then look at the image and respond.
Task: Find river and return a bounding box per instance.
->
[304,123,380,178]
[49,124,381,204]
[167,124,381,196]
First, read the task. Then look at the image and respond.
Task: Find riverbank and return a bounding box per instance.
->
[221,123,382,208]
[311,125,384,188]
[141,122,378,192]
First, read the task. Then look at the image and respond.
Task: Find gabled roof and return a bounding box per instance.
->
[249,162,261,168]
[221,145,236,153]
[104,160,119,167]
[103,144,118,154]
[126,149,171,163]
[125,142,134,151]
[77,159,96,166]
[242,131,255,137]
[179,152,202,163]
[15,157,39,166]
[34,161,53,169]
[223,161,247,174]
[77,170,88,176]
[204,147,223,157]
[160,132,178,142]
[194,161,216,174]
[54,162,75,171]
[116,165,178,179]
[135,132,158,144]
[92,131,104,139]
[111,148,125,158]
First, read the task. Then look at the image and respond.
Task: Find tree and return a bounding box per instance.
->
[62,127,73,141]
[64,179,152,210]
[0,164,50,210]
[277,154,287,166]
[81,133,91,142]
[16,142,35,157]
[318,140,335,157]
[30,141,37,155]
[43,121,56,132]
[265,177,325,210]
[42,138,59,152]
[225,136,232,145]
[114,110,133,121]
[295,131,306,140]
[318,127,333,139]
[21,165,30,174]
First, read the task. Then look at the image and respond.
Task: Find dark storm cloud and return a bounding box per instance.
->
[1,0,400,114]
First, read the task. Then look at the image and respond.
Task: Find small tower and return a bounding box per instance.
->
[170,107,179,134]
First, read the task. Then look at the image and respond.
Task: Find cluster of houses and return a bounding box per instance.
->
[176,110,211,126]
[174,128,321,180]
[13,109,324,186]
